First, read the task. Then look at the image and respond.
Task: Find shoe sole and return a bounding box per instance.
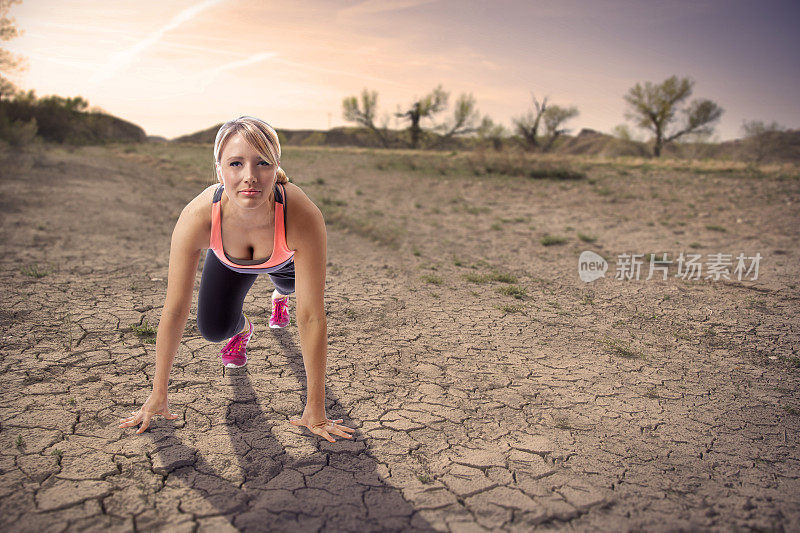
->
[269,323,289,328]
[223,361,247,368]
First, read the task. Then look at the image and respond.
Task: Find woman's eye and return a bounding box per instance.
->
[229,161,269,166]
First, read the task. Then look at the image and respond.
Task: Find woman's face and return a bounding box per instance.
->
[216,132,277,208]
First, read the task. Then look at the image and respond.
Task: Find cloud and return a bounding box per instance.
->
[200,51,279,80]
[336,0,439,20]
[88,0,226,85]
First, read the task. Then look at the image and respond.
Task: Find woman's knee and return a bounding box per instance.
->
[196,313,237,342]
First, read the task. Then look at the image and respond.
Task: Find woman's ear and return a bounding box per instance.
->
[215,162,223,184]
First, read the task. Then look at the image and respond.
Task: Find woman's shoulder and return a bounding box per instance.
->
[180,183,218,225]
[282,181,325,251]
[193,183,220,209]
[283,181,321,215]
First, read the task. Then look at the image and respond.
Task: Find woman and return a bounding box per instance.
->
[119,116,354,443]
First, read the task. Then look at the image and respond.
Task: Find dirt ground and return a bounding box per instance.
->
[1,142,799,532]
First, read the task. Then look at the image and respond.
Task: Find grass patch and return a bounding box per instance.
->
[496,304,525,314]
[540,235,568,246]
[489,272,517,283]
[497,285,527,299]
[464,205,491,215]
[689,242,703,249]
[705,224,727,232]
[21,264,49,278]
[577,232,597,243]
[420,274,443,285]
[50,448,63,458]
[16,435,24,448]
[464,272,488,283]
[604,339,645,359]
[130,320,157,344]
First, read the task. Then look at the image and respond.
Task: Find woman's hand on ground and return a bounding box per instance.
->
[290,412,355,443]
[119,392,179,434]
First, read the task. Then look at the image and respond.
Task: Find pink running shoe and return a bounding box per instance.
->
[220,314,253,368]
[270,295,290,328]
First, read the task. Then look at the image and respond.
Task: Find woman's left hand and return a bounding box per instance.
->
[290,412,356,442]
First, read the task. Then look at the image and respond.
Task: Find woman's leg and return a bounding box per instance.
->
[197,249,258,342]
[268,259,295,296]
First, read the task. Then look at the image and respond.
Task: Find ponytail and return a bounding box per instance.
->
[276,166,289,184]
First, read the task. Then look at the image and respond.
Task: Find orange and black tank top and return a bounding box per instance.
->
[209,182,295,274]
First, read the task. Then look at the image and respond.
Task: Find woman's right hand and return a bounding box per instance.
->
[118,392,180,434]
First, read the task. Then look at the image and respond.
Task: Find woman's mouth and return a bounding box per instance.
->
[240,190,260,196]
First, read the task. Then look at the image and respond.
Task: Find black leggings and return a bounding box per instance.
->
[196,249,295,342]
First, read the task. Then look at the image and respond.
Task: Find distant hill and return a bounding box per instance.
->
[171,125,419,149]
[1,100,146,144]
[170,124,800,163]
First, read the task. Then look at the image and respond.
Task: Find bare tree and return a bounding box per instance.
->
[742,119,788,163]
[624,75,723,157]
[513,93,548,149]
[395,84,448,149]
[342,88,390,147]
[0,0,26,101]
[513,93,578,151]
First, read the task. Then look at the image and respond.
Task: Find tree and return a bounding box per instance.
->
[477,116,507,150]
[39,94,90,112]
[513,93,547,149]
[437,93,481,139]
[623,75,723,157]
[513,93,578,151]
[741,119,789,163]
[342,88,390,147]
[0,0,26,101]
[611,124,642,142]
[395,84,448,149]
[541,104,579,151]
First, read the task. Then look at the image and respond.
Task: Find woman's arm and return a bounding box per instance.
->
[287,185,354,442]
[293,199,328,411]
[120,192,209,433]
[152,205,204,395]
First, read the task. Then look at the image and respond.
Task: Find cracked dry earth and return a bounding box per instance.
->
[1,143,799,532]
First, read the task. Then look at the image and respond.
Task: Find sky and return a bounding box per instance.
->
[4,0,799,141]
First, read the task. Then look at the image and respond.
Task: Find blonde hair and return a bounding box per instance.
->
[213,115,289,184]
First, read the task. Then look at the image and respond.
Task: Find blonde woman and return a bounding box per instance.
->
[119,116,354,443]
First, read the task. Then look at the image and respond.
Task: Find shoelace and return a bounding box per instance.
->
[221,330,249,357]
[273,298,288,318]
